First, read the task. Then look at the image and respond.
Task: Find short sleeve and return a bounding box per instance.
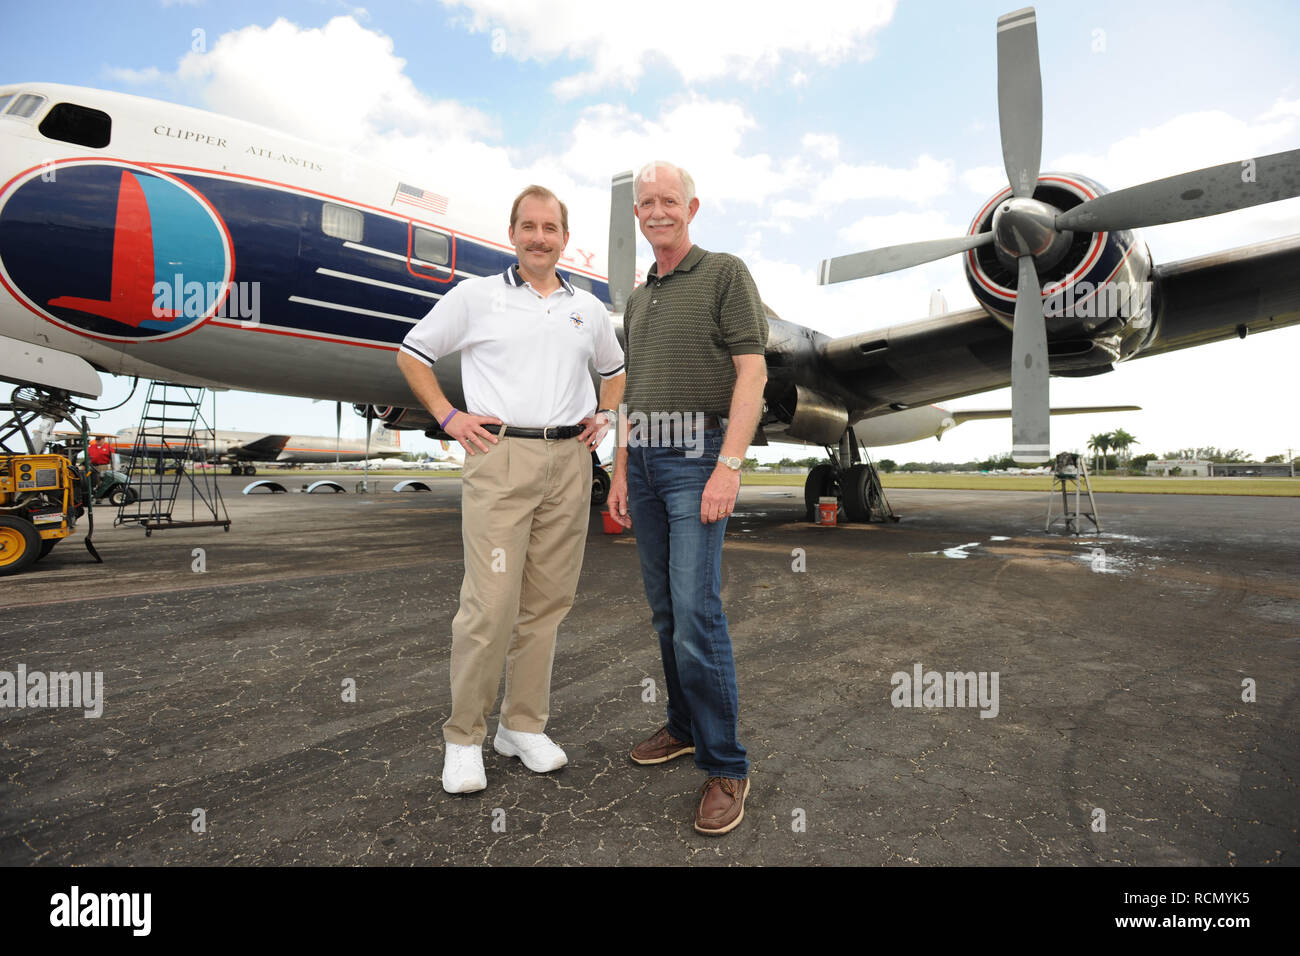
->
[716,256,768,356]
[590,299,625,378]
[399,281,474,367]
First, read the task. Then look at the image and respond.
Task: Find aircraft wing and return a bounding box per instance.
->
[1139,233,1300,358]
[951,405,1140,424]
[228,435,292,460]
[804,234,1300,418]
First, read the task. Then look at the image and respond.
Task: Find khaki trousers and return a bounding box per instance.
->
[443,435,591,745]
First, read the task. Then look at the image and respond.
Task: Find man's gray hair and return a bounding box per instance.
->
[634,160,696,206]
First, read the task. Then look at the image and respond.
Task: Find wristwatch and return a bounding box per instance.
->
[718,455,742,471]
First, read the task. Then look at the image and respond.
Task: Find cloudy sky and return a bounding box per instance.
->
[7,0,1299,463]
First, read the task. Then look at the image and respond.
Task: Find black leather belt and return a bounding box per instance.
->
[482,424,583,440]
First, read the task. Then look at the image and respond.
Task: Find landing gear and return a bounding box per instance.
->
[802,429,897,524]
[842,463,881,522]
[804,463,839,522]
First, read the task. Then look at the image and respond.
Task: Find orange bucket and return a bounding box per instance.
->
[817,497,838,526]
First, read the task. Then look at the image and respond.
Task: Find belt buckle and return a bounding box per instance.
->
[543,425,558,440]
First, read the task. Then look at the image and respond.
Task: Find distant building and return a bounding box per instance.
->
[1208,462,1295,478]
[1146,458,1211,476]
[1146,459,1295,477]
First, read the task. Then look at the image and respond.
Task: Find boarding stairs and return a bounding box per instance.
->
[116,382,230,535]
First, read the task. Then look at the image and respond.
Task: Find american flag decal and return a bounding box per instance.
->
[393,182,449,214]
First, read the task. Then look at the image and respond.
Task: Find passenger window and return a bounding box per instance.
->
[413,228,449,265]
[322,203,363,242]
[39,103,111,148]
[7,93,47,118]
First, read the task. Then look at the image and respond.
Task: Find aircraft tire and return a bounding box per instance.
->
[842,463,878,523]
[0,516,41,576]
[804,463,838,522]
[246,466,257,476]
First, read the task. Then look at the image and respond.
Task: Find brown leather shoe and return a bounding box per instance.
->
[694,776,750,836]
[630,726,695,765]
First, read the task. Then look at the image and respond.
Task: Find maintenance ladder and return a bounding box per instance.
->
[1045,451,1100,534]
[117,382,230,536]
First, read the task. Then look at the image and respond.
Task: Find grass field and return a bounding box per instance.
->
[741,472,1300,496]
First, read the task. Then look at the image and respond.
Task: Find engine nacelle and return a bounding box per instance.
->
[782,385,849,445]
[352,404,436,431]
[965,173,1156,372]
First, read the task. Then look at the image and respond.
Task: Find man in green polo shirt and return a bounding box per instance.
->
[608,160,768,836]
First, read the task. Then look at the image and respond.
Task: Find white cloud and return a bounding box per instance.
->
[174,17,497,152]
[837,209,968,248]
[441,0,896,98]
[559,98,812,209]
[105,66,163,85]
[802,132,840,162]
[959,164,1006,196]
[812,154,955,206]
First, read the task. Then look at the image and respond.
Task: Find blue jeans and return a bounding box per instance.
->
[626,428,748,779]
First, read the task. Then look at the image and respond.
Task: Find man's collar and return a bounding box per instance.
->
[503,263,574,295]
[646,244,705,280]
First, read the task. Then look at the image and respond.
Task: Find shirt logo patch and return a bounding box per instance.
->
[569,312,584,330]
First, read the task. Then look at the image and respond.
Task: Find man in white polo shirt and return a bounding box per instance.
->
[396,185,625,794]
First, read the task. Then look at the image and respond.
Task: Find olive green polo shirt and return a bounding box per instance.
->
[622,245,769,417]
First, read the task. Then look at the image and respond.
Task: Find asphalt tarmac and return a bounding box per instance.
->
[1,474,1296,866]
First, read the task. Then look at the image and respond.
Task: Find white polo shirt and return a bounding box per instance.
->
[400,265,625,428]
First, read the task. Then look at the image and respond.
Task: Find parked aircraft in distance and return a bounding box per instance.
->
[111,425,402,474]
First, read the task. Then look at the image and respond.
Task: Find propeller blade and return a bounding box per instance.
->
[1055,147,1300,233]
[607,170,636,311]
[817,232,993,284]
[996,7,1043,198]
[1010,254,1050,463]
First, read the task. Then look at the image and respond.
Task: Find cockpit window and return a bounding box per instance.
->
[0,94,14,115]
[6,93,47,118]
[38,103,112,148]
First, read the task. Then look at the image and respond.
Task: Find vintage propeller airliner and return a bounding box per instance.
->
[2,7,1297,521]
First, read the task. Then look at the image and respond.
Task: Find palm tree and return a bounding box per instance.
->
[1110,428,1138,466]
[1086,433,1105,472]
[1095,431,1114,472]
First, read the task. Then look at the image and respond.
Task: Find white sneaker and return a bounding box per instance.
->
[442,742,487,794]
[493,726,568,773]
